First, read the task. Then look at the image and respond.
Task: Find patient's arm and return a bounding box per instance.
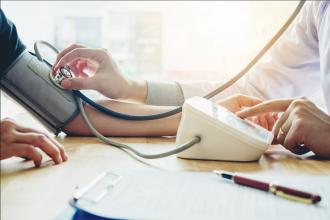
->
[64,94,277,136]
[64,100,181,136]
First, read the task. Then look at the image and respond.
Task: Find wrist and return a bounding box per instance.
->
[126,78,147,103]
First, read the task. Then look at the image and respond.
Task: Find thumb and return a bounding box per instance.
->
[61,77,93,90]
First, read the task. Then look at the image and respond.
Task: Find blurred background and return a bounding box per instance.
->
[2,1,298,81]
[1,1,301,119]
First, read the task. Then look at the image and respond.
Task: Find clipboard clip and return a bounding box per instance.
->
[73,172,122,204]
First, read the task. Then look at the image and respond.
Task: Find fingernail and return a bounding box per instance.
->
[64,153,69,161]
[34,161,41,168]
[61,79,71,88]
[57,159,62,164]
[56,155,62,164]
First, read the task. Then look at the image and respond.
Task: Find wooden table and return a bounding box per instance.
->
[1,97,330,220]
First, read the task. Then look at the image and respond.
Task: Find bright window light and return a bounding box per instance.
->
[2,1,298,81]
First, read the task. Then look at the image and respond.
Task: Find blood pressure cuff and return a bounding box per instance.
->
[0,50,80,135]
[146,80,185,106]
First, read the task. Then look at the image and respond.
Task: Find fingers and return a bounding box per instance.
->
[53,44,86,71]
[272,110,291,139]
[248,113,276,131]
[272,98,306,139]
[60,76,95,90]
[48,137,68,162]
[13,131,66,164]
[251,116,259,125]
[14,123,43,133]
[237,94,263,108]
[237,98,294,118]
[53,48,108,73]
[275,113,292,145]
[66,59,89,78]
[8,114,68,163]
[14,123,68,161]
[4,143,43,167]
[271,99,311,155]
[58,58,96,90]
[265,113,276,131]
[283,124,310,155]
[257,115,268,130]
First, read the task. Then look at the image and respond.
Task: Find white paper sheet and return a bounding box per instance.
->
[74,171,330,220]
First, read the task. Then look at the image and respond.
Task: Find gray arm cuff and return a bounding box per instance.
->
[146,80,185,106]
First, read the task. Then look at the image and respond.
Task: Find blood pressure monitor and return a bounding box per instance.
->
[176,97,273,161]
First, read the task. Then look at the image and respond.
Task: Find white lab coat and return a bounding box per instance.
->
[179,1,330,113]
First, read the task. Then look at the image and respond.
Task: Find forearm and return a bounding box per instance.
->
[64,100,181,136]
[125,78,148,104]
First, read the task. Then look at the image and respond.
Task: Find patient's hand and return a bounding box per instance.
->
[0,118,68,167]
[218,94,278,131]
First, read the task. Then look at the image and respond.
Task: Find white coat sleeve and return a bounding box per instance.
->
[316,2,330,112]
[179,2,322,103]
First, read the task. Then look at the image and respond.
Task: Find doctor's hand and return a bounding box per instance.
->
[218,94,278,131]
[52,44,147,102]
[237,98,330,158]
[0,118,68,167]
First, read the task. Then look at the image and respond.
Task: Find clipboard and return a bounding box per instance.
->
[69,171,329,220]
[69,171,226,220]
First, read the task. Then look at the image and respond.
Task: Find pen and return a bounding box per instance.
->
[213,170,321,204]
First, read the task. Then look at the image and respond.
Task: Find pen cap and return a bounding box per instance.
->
[276,185,321,203]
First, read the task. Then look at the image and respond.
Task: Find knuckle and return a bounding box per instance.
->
[71,43,80,48]
[291,99,301,107]
[293,118,305,130]
[1,118,15,129]
[71,48,81,57]
[1,117,13,123]
[25,145,36,155]
[49,148,60,158]
[41,132,50,138]
[72,43,84,49]
[34,134,48,144]
[99,49,108,57]
[291,99,307,108]
[1,134,14,143]
[57,146,65,153]
[292,106,303,115]
[71,48,78,54]
[58,51,65,58]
